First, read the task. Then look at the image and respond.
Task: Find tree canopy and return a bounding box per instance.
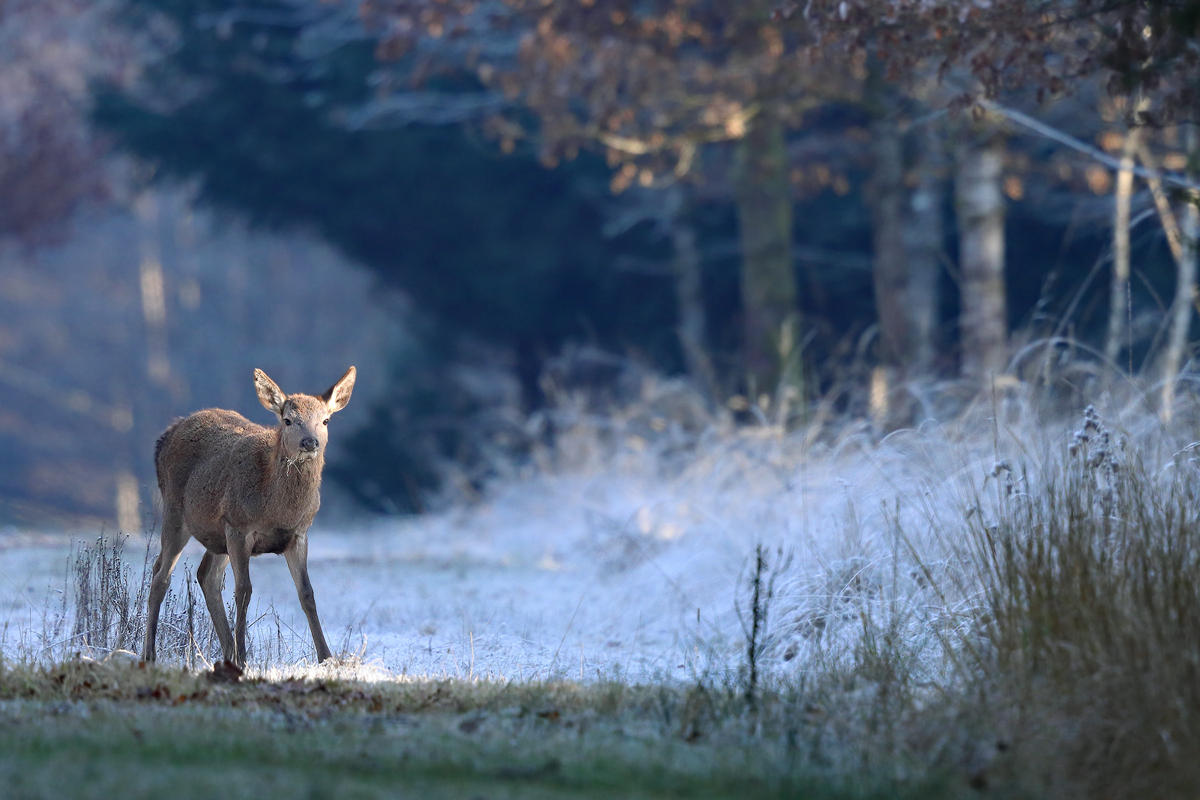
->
[93,0,679,377]
[88,0,1199,513]
[798,0,1200,115]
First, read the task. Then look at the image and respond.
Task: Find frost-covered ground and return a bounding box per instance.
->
[9,394,1200,798]
[0,402,1085,684]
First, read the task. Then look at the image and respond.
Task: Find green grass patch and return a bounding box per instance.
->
[0,658,967,800]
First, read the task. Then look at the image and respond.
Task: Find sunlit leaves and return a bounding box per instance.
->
[363,0,856,187]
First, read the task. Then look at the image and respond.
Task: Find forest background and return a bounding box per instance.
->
[1,0,1197,530]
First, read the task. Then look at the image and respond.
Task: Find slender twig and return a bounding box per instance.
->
[980,99,1200,193]
[550,593,586,675]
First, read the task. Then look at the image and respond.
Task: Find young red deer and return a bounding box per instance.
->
[143,367,356,669]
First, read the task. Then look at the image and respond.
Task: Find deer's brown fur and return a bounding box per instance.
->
[143,367,356,668]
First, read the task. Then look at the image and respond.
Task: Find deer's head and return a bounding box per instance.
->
[254,367,356,462]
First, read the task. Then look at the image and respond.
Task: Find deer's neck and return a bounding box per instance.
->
[265,432,323,505]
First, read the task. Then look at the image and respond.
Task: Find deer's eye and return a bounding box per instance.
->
[284,418,292,426]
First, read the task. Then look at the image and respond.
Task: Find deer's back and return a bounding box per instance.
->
[156,409,274,525]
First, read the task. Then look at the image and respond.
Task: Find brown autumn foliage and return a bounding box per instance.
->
[795,0,1199,118]
[361,0,861,186]
[0,94,109,243]
[362,1,1198,171]
[360,1,871,389]
[0,0,133,243]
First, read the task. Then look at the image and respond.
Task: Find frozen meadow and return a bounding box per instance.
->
[1,382,1131,685]
[10,382,1200,796]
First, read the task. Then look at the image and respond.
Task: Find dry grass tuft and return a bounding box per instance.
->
[952,405,1200,797]
[11,534,363,671]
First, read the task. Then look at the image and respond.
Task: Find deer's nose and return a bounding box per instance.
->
[300,436,319,452]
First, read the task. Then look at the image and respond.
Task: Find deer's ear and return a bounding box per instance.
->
[322,366,356,413]
[254,369,286,415]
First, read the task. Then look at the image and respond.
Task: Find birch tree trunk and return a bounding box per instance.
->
[136,190,171,388]
[1104,122,1140,373]
[735,113,796,395]
[955,133,1009,382]
[665,187,718,402]
[904,124,946,376]
[1159,125,1199,423]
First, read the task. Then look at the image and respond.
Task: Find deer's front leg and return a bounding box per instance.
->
[284,531,332,662]
[225,525,253,669]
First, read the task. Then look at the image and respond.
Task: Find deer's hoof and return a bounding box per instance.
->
[207,660,244,684]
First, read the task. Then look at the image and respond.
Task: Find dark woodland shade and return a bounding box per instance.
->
[92,0,678,364]
[86,0,1192,516]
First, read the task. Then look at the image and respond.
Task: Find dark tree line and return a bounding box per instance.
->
[86,0,1200,513]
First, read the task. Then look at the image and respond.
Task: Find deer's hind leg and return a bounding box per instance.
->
[197,551,233,664]
[226,526,253,669]
[143,503,188,663]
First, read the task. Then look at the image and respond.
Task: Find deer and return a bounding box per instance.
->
[143,366,356,670]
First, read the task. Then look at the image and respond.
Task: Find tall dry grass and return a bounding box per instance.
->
[8,362,1200,796]
[519,363,1200,795]
[947,405,1200,797]
[4,533,354,672]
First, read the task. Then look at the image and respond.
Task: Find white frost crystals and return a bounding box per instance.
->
[1,392,1191,691]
